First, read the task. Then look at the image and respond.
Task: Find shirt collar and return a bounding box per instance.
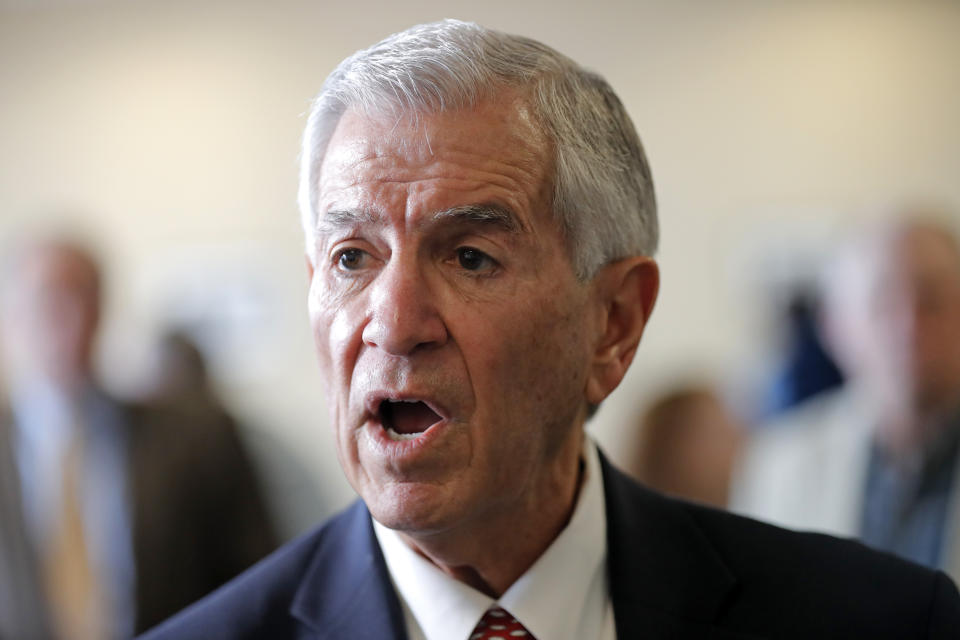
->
[373,439,608,640]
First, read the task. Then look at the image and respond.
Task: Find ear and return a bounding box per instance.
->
[305,253,315,282]
[585,256,659,405]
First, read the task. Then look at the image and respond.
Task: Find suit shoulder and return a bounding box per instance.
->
[601,459,960,636]
[138,502,366,639]
[680,498,960,635]
[684,499,908,576]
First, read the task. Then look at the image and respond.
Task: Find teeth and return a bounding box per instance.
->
[385,426,421,441]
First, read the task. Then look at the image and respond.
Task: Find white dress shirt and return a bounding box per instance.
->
[373,440,616,640]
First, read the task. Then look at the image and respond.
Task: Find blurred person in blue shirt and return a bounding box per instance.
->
[734,211,960,579]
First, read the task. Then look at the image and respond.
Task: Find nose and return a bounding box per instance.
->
[361,256,448,356]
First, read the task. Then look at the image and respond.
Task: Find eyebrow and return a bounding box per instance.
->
[431,204,526,234]
[316,208,384,234]
[317,204,526,235]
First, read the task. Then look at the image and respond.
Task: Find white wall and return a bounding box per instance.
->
[2,0,958,513]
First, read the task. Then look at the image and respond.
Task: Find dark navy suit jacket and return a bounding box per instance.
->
[141,454,960,639]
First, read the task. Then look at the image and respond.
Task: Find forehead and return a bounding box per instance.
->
[20,246,96,290]
[315,100,554,228]
[882,226,960,289]
[902,226,960,267]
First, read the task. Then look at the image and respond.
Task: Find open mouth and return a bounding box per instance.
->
[379,400,443,441]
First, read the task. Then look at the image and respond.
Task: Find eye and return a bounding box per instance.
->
[336,248,368,271]
[456,247,497,272]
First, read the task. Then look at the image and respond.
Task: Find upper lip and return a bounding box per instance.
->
[364,391,449,422]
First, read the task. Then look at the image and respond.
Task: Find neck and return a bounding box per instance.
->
[397,433,585,597]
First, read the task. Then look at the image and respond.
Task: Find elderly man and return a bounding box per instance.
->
[735,215,960,579]
[144,21,960,639]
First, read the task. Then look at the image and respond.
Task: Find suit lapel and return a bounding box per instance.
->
[601,452,751,639]
[290,501,408,640]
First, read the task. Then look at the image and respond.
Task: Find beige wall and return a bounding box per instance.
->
[2,0,959,511]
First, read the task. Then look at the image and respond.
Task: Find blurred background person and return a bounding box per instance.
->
[733,210,960,580]
[0,236,278,639]
[139,327,327,543]
[141,330,215,407]
[631,385,745,508]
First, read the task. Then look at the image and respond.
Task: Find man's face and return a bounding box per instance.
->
[874,226,960,413]
[5,246,99,389]
[307,99,597,534]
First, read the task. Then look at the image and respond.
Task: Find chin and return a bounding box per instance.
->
[365,481,464,535]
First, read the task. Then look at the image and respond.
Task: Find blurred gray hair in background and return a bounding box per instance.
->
[297,18,658,279]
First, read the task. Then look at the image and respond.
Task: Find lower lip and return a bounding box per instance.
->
[363,417,450,461]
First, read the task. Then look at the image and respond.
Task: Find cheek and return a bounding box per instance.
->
[472,292,589,428]
[327,309,358,376]
[309,290,367,477]
[309,280,363,406]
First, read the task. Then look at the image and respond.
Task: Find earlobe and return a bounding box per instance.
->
[585,257,659,405]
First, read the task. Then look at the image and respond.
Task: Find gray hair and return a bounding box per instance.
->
[298,19,657,278]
